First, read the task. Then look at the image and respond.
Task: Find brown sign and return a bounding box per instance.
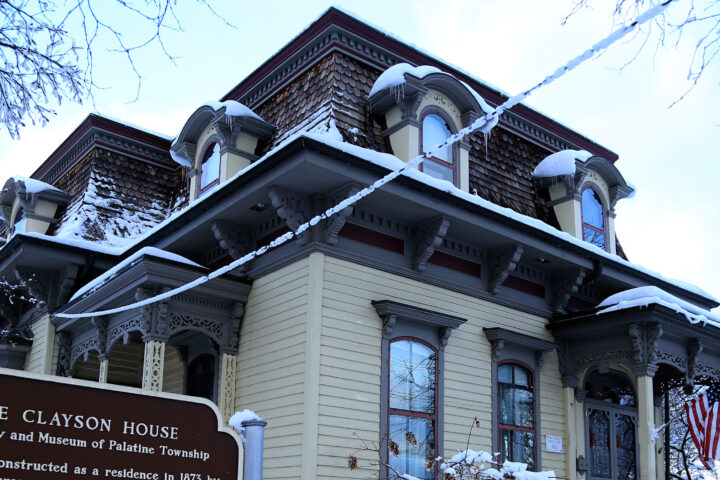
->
[0,368,241,480]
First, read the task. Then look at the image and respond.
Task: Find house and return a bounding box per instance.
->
[1,7,719,480]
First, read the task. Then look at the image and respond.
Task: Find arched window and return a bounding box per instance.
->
[584,369,637,480]
[388,338,437,480]
[497,362,536,470]
[198,142,221,197]
[186,354,216,400]
[421,112,456,185]
[582,187,607,250]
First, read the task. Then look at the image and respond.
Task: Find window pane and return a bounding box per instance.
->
[499,365,534,428]
[615,414,636,480]
[389,415,434,480]
[589,409,611,478]
[200,143,221,191]
[422,160,454,183]
[514,366,529,387]
[582,189,604,229]
[422,114,452,163]
[583,226,606,250]
[498,364,512,383]
[390,340,436,413]
[499,429,535,470]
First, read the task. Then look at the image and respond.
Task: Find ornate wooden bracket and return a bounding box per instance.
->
[92,316,109,360]
[211,220,252,271]
[14,264,79,313]
[488,244,523,294]
[135,286,171,341]
[550,267,587,313]
[320,184,362,245]
[56,331,72,376]
[628,322,663,376]
[686,338,703,391]
[412,216,450,272]
[268,185,311,245]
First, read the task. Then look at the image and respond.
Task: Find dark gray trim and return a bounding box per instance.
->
[376,311,453,480]
[483,328,553,471]
[373,299,466,337]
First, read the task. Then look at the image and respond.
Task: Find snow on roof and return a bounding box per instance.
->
[204,100,262,121]
[368,63,442,97]
[532,149,593,178]
[9,132,715,306]
[12,176,63,194]
[597,286,720,328]
[459,80,494,114]
[70,246,203,301]
[91,112,175,141]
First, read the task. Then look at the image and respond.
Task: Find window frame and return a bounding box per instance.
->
[420,109,458,186]
[197,139,222,197]
[11,205,25,234]
[581,185,608,251]
[583,368,638,480]
[387,336,439,479]
[375,300,466,480]
[496,360,538,469]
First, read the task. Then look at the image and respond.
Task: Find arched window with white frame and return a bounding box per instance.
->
[582,186,607,250]
[421,111,456,185]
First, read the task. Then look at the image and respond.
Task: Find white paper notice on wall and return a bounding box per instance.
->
[545,435,563,453]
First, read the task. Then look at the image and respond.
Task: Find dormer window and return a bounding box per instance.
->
[581,187,606,250]
[368,63,493,193]
[198,142,221,197]
[421,112,456,185]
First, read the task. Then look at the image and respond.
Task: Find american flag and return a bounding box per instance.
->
[686,382,720,469]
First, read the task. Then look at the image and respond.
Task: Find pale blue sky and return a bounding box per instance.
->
[2,0,718,305]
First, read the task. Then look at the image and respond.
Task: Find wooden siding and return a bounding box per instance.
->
[318,256,565,479]
[26,314,54,374]
[236,257,311,480]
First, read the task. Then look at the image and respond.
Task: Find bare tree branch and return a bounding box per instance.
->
[0,0,235,139]
[564,0,720,107]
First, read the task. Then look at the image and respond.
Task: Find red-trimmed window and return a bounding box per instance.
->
[498,362,536,470]
[581,187,607,250]
[198,142,221,197]
[388,338,437,480]
[421,112,456,185]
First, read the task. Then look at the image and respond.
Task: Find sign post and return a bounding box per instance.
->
[0,368,242,480]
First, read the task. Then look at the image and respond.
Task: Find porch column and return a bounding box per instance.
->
[98,355,109,383]
[563,386,578,480]
[637,375,657,479]
[218,353,238,423]
[142,340,165,391]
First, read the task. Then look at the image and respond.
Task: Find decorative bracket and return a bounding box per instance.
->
[268,185,311,245]
[211,220,253,271]
[223,303,245,354]
[686,338,703,391]
[550,267,587,314]
[92,316,109,359]
[14,264,80,313]
[628,322,663,377]
[488,244,524,294]
[412,216,450,272]
[320,184,362,245]
[136,287,171,341]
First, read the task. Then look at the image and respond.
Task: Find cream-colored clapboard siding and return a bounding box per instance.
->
[318,256,565,479]
[539,350,565,477]
[163,345,184,394]
[236,257,311,480]
[26,314,54,373]
[106,342,144,386]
